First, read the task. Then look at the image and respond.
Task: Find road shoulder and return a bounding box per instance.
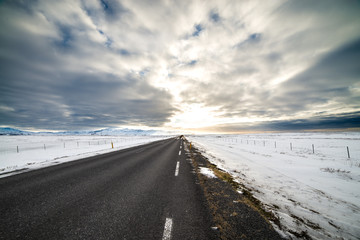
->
[184,139,285,240]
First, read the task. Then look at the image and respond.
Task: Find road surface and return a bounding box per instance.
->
[0,137,216,240]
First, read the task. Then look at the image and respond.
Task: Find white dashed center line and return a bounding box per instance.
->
[162,218,173,240]
[174,161,180,176]
[178,150,181,155]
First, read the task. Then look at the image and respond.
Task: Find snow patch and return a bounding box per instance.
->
[199,167,217,178]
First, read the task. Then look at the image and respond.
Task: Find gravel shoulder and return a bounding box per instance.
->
[184,138,285,240]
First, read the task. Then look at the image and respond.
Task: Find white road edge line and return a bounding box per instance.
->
[178,150,181,155]
[175,161,180,176]
[162,218,173,240]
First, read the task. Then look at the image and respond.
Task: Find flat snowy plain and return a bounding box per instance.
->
[188,132,360,240]
[0,135,169,178]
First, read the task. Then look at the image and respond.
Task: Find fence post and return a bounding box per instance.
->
[290,143,292,151]
[312,144,314,154]
[275,141,276,148]
[347,146,350,158]
[17,146,19,153]
[64,142,65,148]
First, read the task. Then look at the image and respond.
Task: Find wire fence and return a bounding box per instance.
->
[0,136,165,155]
[190,134,360,167]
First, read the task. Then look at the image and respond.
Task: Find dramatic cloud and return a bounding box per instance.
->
[0,0,176,130]
[0,0,359,131]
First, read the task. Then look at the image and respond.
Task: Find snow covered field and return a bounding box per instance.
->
[0,135,169,178]
[188,132,360,240]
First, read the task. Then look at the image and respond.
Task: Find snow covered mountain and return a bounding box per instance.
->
[89,128,158,136]
[0,127,168,136]
[0,127,32,135]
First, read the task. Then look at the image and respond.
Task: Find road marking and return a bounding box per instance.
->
[178,150,181,155]
[162,218,173,240]
[175,161,180,176]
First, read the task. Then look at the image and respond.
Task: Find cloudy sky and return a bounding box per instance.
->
[0,0,360,132]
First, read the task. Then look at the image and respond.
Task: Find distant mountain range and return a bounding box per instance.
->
[0,127,173,136]
[0,127,30,136]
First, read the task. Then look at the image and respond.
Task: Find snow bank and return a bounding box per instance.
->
[0,135,169,178]
[187,132,360,240]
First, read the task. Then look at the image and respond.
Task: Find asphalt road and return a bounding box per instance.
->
[0,137,215,240]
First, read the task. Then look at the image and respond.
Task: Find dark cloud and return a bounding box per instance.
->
[282,0,360,16]
[0,69,175,130]
[1,0,37,14]
[291,38,360,85]
[260,112,360,131]
[193,112,360,133]
[272,38,360,113]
